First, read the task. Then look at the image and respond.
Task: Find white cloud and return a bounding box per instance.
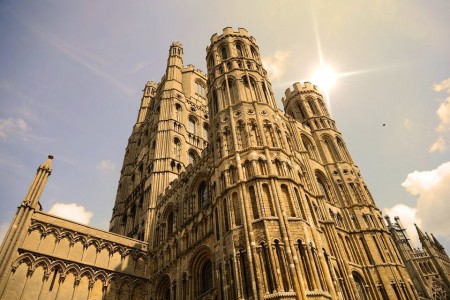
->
[0,117,29,140]
[436,97,450,132]
[48,203,93,225]
[384,204,421,247]
[432,77,450,93]
[96,160,115,171]
[262,50,290,81]
[429,136,447,153]
[402,162,450,239]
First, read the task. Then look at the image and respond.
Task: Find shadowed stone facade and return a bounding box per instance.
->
[0,27,448,299]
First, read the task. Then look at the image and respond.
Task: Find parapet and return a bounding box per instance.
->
[183,64,207,78]
[171,41,183,48]
[208,27,256,51]
[281,82,322,106]
[145,81,158,88]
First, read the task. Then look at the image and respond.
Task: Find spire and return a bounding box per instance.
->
[22,155,53,210]
[165,42,183,87]
[415,223,427,244]
[431,233,445,251]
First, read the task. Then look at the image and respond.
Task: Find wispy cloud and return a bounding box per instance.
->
[429,136,447,153]
[0,117,29,140]
[132,61,152,74]
[262,51,290,81]
[430,77,450,151]
[12,13,134,96]
[96,160,115,172]
[432,77,450,93]
[48,203,93,225]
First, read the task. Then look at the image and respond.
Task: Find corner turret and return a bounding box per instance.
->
[22,155,53,210]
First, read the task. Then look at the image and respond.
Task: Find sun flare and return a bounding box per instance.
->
[312,65,338,91]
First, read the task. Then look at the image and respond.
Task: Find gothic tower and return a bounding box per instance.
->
[109,42,209,246]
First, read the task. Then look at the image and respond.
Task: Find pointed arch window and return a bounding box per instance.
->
[173,138,181,160]
[220,46,228,60]
[232,192,242,226]
[198,182,209,208]
[317,175,333,204]
[249,186,259,219]
[175,103,182,122]
[200,260,213,294]
[236,43,244,57]
[203,123,209,141]
[188,117,197,135]
[352,272,367,300]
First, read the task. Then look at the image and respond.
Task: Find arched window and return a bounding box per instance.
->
[198,182,209,208]
[203,123,209,141]
[294,187,306,219]
[224,78,238,104]
[173,138,181,160]
[188,117,197,135]
[250,46,258,61]
[220,46,228,60]
[188,150,198,165]
[352,272,367,300]
[302,135,318,161]
[262,184,275,216]
[200,260,213,293]
[249,186,259,219]
[229,165,238,184]
[275,240,291,291]
[317,174,333,204]
[167,210,174,236]
[260,242,275,293]
[195,80,206,98]
[236,43,244,57]
[308,98,319,115]
[175,103,182,122]
[336,138,351,162]
[281,184,296,217]
[232,192,242,226]
[323,136,341,161]
[297,102,307,121]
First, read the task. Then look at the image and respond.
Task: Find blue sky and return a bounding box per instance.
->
[1,0,450,250]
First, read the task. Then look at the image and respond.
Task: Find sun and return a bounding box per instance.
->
[312,64,338,91]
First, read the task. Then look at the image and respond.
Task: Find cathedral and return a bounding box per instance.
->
[0,27,449,300]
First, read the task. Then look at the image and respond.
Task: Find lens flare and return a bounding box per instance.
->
[312,65,338,91]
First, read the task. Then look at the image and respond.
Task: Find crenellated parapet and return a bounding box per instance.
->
[207,27,255,50]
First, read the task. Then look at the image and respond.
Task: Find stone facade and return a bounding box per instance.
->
[0,27,448,299]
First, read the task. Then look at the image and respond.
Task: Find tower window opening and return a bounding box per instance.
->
[220,46,228,60]
[195,81,206,98]
[198,182,209,208]
[236,43,244,57]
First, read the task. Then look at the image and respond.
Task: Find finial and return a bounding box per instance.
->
[48,155,54,160]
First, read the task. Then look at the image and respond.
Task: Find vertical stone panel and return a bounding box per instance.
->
[40,233,57,254]
[21,265,46,299]
[57,272,76,300]
[68,241,84,261]
[87,279,104,300]
[2,262,28,299]
[22,229,41,251]
[54,237,71,258]
[96,248,110,269]
[82,244,97,265]
[72,276,89,300]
